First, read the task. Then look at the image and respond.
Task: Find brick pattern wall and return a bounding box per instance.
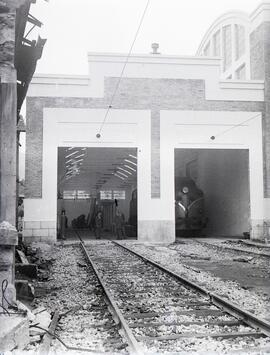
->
[250,24,265,80]
[263,22,270,198]
[250,22,270,198]
[26,77,265,199]
[151,110,160,198]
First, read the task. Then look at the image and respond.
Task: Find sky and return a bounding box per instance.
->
[29,0,261,75]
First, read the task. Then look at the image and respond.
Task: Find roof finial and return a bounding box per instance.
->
[151,43,160,54]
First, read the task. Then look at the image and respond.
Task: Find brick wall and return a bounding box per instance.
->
[263,22,270,198]
[250,21,270,198]
[151,110,160,198]
[250,24,265,80]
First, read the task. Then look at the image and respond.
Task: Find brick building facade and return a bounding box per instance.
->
[24,3,270,243]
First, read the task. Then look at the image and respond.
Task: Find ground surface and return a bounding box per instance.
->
[19,237,270,354]
[26,244,127,354]
[120,239,270,322]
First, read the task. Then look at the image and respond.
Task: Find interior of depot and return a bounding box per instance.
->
[57,147,137,239]
[57,146,250,240]
[174,148,250,238]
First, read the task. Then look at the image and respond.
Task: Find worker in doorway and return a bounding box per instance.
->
[95,211,103,239]
[115,209,126,239]
[60,209,67,240]
[17,198,24,232]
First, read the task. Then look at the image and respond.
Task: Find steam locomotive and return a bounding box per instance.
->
[175,177,206,236]
[128,178,206,237]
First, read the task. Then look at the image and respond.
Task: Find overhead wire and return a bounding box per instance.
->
[210,113,262,140]
[97,0,151,136]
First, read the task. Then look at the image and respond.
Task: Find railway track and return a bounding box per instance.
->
[196,239,270,258]
[75,237,270,354]
[36,244,128,354]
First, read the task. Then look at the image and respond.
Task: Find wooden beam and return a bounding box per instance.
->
[38,311,60,355]
[0,83,17,225]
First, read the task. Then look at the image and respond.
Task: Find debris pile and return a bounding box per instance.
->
[27,245,127,353]
[15,242,54,302]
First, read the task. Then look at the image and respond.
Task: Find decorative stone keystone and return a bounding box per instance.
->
[0,221,18,309]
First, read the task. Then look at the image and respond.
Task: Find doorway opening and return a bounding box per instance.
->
[57,147,137,240]
[174,148,250,238]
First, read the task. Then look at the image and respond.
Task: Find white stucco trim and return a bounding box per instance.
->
[250,2,270,32]
[24,108,265,242]
[88,53,264,101]
[195,2,270,82]
[28,54,264,102]
[28,74,94,98]
[196,11,250,56]
[264,198,270,219]
[160,111,264,226]
[24,108,155,241]
[219,80,264,89]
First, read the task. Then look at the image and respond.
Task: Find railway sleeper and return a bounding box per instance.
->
[120,300,211,307]
[136,330,265,342]
[80,241,270,353]
[129,319,243,328]
[126,309,224,319]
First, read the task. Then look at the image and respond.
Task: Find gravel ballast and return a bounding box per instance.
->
[120,240,270,322]
[28,244,128,354]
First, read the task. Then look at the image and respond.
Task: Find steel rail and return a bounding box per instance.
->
[114,241,270,338]
[196,239,270,258]
[75,234,144,355]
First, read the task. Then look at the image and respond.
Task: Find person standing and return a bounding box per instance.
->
[95,211,102,239]
[17,198,24,232]
[60,209,67,240]
[120,211,126,238]
[115,210,126,239]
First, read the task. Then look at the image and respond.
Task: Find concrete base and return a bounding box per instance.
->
[0,243,17,308]
[22,218,270,243]
[0,315,29,352]
[23,234,56,244]
[138,220,175,243]
[250,219,267,240]
[23,220,57,244]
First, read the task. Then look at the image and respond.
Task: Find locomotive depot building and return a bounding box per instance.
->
[24,2,270,244]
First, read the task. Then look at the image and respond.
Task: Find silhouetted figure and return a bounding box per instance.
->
[95,211,102,239]
[60,209,67,240]
[115,210,126,239]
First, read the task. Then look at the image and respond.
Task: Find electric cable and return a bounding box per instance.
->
[210,113,262,140]
[97,0,151,136]
[1,279,26,316]
[0,303,10,316]
[1,279,14,315]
